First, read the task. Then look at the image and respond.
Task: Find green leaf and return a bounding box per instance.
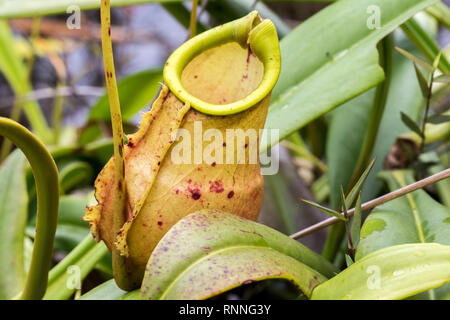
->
[261,0,437,151]
[59,161,94,194]
[89,68,163,122]
[357,170,450,259]
[266,173,299,234]
[402,17,450,74]
[327,30,429,212]
[413,63,430,98]
[140,210,338,300]
[345,158,376,209]
[301,199,347,221]
[426,1,450,29]
[427,113,450,124]
[78,279,128,300]
[0,151,28,299]
[350,193,362,248]
[44,235,109,300]
[345,254,354,267]
[327,90,376,209]
[400,111,424,138]
[311,243,450,300]
[434,74,450,83]
[395,46,433,71]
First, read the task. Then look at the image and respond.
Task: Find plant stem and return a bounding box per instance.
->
[349,36,392,188]
[189,0,199,39]
[420,71,434,151]
[100,0,131,290]
[322,36,392,261]
[0,117,59,300]
[290,168,450,239]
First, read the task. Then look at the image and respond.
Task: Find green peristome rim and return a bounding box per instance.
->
[163,11,281,116]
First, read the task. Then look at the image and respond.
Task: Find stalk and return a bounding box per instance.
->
[100,0,132,290]
[0,117,59,300]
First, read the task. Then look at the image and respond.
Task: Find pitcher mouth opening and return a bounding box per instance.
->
[163,11,281,116]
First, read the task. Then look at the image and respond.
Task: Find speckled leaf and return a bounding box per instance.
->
[141,210,338,300]
[356,170,450,259]
[0,151,28,299]
[311,243,450,300]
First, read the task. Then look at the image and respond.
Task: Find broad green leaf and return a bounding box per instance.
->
[261,0,437,151]
[26,194,90,252]
[356,170,450,259]
[311,243,450,300]
[327,29,429,212]
[78,279,128,300]
[140,210,338,300]
[327,90,376,209]
[266,173,299,234]
[402,17,450,74]
[430,161,450,207]
[0,151,28,299]
[59,161,94,194]
[0,0,183,18]
[324,27,431,260]
[44,234,108,300]
[425,1,450,29]
[89,68,163,122]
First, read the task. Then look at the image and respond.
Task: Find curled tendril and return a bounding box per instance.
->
[0,117,59,300]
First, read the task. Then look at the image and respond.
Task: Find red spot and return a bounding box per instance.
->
[227,191,235,199]
[223,142,226,147]
[108,26,111,36]
[194,75,198,79]
[187,179,192,184]
[157,161,161,166]
[188,186,201,200]
[211,162,216,167]
[209,180,224,193]
[157,221,163,227]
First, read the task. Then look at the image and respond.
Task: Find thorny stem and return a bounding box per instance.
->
[290,168,450,239]
[100,0,131,290]
[189,0,199,39]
